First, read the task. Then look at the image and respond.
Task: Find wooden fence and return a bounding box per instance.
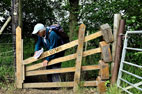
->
[16,23,113,93]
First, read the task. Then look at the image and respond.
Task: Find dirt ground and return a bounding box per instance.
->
[0,89,72,94]
[0,75,98,94]
[0,88,97,94]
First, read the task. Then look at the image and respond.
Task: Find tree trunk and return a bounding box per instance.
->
[69,0,79,41]
[12,0,19,80]
[18,0,22,28]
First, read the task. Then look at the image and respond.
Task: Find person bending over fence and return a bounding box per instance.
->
[32,23,69,82]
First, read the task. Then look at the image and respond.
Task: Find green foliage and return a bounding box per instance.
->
[0,0,11,16]
[106,84,122,94]
[80,0,142,32]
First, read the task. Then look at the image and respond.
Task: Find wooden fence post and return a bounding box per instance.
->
[111,14,121,74]
[73,24,86,92]
[16,26,23,88]
[111,20,125,84]
[96,76,106,94]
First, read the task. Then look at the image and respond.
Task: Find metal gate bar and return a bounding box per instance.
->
[120,78,142,91]
[120,69,142,80]
[119,86,133,94]
[123,61,142,68]
[117,31,142,94]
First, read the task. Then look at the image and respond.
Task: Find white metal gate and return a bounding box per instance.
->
[117,31,142,94]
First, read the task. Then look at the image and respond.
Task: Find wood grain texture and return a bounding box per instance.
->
[100,23,113,43]
[73,24,86,92]
[21,39,25,81]
[100,41,112,62]
[23,31,102,65]
[26,48,101,71]
[111,14,121,77]
[26,65,100,76]
[96,76,106,93]
[23,81,98,88]
[112,14,121,61]
[16,26,22,88]
[99,60,109,80]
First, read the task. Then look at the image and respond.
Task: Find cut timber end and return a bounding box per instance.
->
[16,26,21,33]
[99,60,109,80]
[96,76,106,93]
[100,41,112,62]
[79,24,86,32]
[100,23,113,43]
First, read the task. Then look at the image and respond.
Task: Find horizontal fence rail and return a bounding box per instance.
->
[23,81,98,88]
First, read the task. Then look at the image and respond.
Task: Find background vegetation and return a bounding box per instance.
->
[0,0,142,93]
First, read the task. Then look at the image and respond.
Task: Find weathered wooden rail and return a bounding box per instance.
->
[16,23,113,93]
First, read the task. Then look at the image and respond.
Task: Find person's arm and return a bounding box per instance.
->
[35,36,42,52]
[46,32,58,61]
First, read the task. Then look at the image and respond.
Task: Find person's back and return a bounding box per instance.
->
[32,23,64,82]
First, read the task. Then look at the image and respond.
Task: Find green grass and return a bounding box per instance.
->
[0,44,14,87]
[106,84,122,94]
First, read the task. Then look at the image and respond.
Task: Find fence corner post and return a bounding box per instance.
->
[16,26,23,88]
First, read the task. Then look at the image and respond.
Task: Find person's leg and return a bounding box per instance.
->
[46,65,52,82]
[51,63,61,82]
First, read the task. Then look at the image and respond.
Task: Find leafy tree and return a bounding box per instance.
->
[0,0,11,33]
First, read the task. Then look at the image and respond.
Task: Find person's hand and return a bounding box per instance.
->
[42,60,48,66]
[33,51,37,57]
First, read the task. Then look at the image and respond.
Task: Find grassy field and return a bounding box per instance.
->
[0,34,14,88]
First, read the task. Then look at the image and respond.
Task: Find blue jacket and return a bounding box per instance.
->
[35,27,64,61]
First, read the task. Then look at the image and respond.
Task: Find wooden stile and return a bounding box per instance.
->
[15,24,112,92]
[73,24,86,92]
